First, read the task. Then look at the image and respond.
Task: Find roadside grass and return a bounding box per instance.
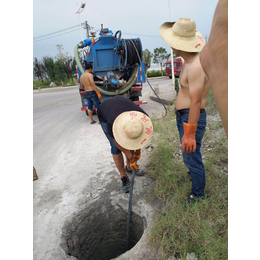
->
[146,89,228,259]
[33,78,77,89]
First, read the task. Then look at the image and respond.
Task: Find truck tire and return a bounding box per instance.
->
[130,96,139,102]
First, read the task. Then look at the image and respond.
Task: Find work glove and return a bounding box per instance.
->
[96,90,102,99]
[130,156,139,171]
[134,149,141,160]
[182,122,197,153]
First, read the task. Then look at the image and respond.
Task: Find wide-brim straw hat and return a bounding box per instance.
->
[113,111,153,150]
[159,18,205,52]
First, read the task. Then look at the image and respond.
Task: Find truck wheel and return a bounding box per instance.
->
[130,96,139,102]
[169,76,172,79]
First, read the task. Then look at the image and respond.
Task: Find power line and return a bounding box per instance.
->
[33,27,81,42]
[33,24,80,41]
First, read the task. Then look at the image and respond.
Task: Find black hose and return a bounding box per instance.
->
[126,165,136,250]
[126,40,168,251]
[129,40,168,117]
[125,39,142,65]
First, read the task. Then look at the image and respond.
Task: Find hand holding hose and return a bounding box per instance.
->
[130,151,140,171]
[134,149,141,160]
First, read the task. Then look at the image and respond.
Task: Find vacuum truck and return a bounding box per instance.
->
[74,25,147,114]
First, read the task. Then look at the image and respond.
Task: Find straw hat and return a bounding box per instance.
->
[159,18,205,52]
[113,111,153,150]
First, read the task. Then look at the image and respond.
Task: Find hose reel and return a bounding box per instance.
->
[74,32,142,96]
[120,38,142,67]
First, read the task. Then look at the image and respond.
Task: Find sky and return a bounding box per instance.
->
[33,0,219,60]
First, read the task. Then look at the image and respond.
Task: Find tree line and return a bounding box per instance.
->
[33,45,172,86]
[33,45,76,86]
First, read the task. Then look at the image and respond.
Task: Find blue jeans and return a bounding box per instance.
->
[176,112,207,197]
[100,122,121,155]
[85,91,100,110]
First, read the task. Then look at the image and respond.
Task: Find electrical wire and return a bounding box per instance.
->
[33,28,81,42]
[33,24,84,42]
[34,25,79,40]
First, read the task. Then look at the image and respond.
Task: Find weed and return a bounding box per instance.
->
[147,99,228,259]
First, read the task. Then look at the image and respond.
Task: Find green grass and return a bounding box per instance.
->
[33,78,77,89]
[147,70,166,77]
[146,89,228,259]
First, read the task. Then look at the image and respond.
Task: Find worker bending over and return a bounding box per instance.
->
[97,95,153,193]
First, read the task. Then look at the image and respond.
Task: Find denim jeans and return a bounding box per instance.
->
[100,122,121,155]
[85,91,100,110]
[176,112,207,197]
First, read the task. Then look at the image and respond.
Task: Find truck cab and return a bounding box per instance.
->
[165,57,183,79]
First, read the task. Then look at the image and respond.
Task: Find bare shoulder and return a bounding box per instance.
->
[188,58,207,81]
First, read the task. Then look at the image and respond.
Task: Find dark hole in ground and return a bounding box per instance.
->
[61,199,146,260]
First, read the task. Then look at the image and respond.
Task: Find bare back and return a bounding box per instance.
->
[176,54,210,110]
[80,71,97,92]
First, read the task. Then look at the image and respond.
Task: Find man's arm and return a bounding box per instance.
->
[89,74,99,92]
[113,139,133,159]
[181,64,205,153]
[188,65,205,124]
[80,75,85,91]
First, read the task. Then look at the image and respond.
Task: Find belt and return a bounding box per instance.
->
[175,108,206,116]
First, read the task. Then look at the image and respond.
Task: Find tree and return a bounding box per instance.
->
[63,57,75,83]
[142,49,153,75]
[153,47,170,76]
[54,59,67,86]
[55,44,69,63]
[42,56,56,83]
[55,44,73,85]
[33,58,44,83]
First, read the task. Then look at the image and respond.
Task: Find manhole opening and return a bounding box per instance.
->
[62,200,146,260]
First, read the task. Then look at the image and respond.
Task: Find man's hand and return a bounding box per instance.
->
[182,122,197,153]
[130,156,139,171]
[96,90,102,99]
[134,149,141,160]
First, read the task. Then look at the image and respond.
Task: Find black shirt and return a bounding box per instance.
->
[97,96,148,138]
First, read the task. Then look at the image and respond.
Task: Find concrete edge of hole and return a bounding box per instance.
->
[112,199,161,260]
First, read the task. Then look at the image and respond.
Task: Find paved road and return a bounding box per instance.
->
[33,77,172,260]
[33,77,171,176]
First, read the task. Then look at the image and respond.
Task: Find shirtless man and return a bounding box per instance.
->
[160,18,210,203]
[200,0,228,138]
[80,63,101,124]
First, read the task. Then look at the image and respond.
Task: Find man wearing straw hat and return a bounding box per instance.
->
[159,18,210,203]
[97,95,153,193]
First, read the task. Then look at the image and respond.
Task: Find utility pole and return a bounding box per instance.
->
[85,21,90,38]
[83,21,93,39]
[168,0,175,88]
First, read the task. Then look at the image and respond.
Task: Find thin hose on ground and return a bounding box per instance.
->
[126,42,169,251]
[129,40,168,118]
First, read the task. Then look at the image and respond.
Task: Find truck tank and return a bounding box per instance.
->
[74,26,147,114]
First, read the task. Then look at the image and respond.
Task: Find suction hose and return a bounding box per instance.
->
[126,162,137,250]
[74,44,138,96]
